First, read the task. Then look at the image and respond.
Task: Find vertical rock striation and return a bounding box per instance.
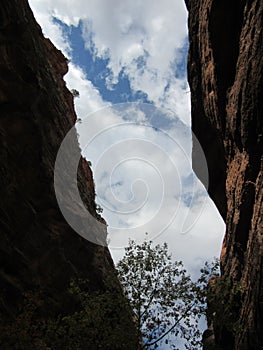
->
[187,0,263,349]
[0,0,137,348]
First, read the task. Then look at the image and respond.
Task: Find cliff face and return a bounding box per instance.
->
[187,0,263,349]
[0,0,137,348]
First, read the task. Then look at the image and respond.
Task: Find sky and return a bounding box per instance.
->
[28,0,225,348]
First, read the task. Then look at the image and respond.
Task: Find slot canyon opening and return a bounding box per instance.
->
[29,0,226,347]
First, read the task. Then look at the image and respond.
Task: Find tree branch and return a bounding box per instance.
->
[140,292,155,320]
[142,302,196,348]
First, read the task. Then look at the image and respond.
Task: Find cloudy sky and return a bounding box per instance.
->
[28,0,225,269]
[28,0,225,347]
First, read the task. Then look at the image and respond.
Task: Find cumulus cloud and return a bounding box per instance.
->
[75,103,223,265]
[29,0,109,117]
[80,0,190,123]
[66,63,110,116]
[29,0,224,279]
[29,0,190,123]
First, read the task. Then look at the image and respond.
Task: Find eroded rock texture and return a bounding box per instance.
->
[0,0,137,348]
[187,0,263,349]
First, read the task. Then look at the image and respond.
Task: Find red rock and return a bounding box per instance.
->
[187,0,263,348]
[0,1,137,348]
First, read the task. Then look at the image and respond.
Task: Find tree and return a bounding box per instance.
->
[71,89,80,98]
[0,278,138,350]
[43,279,138,350]
[116,239,219,350]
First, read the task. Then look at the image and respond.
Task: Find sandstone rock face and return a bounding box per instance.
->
[187,0,263,349]
[0,0,137,347]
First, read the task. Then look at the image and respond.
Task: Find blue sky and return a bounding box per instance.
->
[54,18,150,104]
[29,1,225,348]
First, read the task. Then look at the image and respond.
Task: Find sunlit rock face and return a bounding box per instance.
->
[186,0,263,349]
[0,1,137,347]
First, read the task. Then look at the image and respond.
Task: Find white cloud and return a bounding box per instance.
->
[28,4,225,348]
[29,0,109,118]
[29,0,224,277]
[75,104,223,270]
[66,63,110,116]
[79,0,190,122]
[29,0,190,123]
[29,0,71,55]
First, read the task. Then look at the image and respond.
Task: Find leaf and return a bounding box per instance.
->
[116,239,218,349]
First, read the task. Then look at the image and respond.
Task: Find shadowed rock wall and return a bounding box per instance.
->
[0,1,137,348]
[186,0,263,349]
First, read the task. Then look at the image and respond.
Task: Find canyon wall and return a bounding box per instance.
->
[0,0,137,348]
[186,0,263,349]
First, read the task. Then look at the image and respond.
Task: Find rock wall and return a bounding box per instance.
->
[186,0,263,349]
[0,0,137,348]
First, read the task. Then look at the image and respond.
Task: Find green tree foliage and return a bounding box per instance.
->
[43,279,137,350]
[0,278,138,350]
[116,239,219,350]
[0,242,219,350]
[71,89,80,98]
[0,291,47,350]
